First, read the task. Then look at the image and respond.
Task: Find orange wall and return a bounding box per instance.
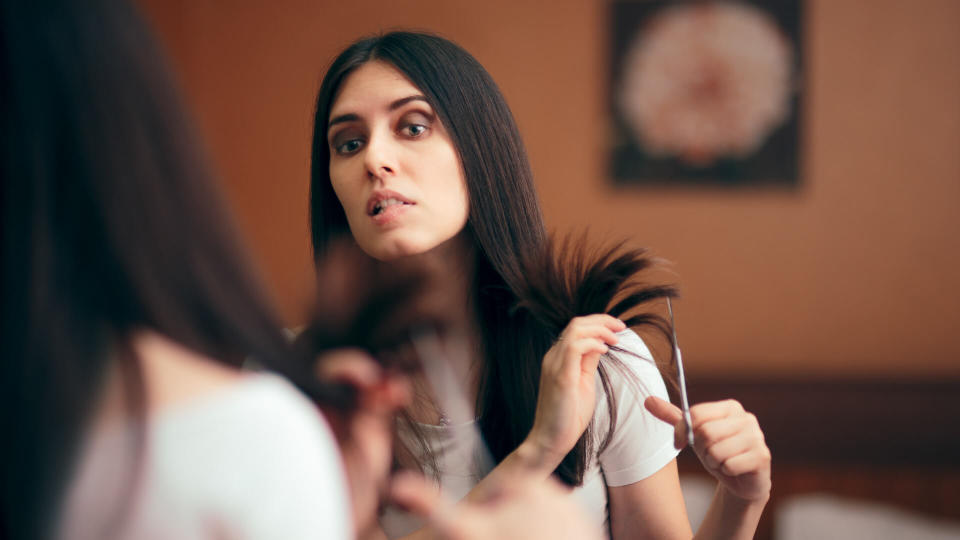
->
[140,0,960,378]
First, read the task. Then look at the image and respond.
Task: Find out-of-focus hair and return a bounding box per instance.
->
[0,1,329,537]
[295,240,467,379]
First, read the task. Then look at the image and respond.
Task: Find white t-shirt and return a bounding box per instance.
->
[58,374,353,540]
[380,329,679,538]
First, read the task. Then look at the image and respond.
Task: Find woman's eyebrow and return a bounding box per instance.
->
[328,95,430,131]
[389,95,430,111]
[328,113,360,130]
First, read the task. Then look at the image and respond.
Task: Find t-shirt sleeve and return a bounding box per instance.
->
[231,378,354,540]
[157,375,355,540]
[595,329,680,487]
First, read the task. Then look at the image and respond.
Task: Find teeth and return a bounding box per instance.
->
[373,198,405,215]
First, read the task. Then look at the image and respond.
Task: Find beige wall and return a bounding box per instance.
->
[140,0,960,378]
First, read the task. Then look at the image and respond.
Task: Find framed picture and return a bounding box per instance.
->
[610,0,803,187]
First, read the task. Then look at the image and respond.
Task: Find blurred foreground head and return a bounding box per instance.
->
[0,0,311,537]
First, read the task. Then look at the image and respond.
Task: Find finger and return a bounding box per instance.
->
[569,336,610,356]
[549,320,620,374]
[693,416,752,451]
[381,375,412,410]
[389,471,450,520]
[566,314,626,333]
[565,324,620,346]
[644,396,689,449]
[546,326,617,378]
[720,446,772,477]
[688,399,746,429]
[700,431,761,471]
[643,395,686,432]
[562,338,608,378]
[358,375,411,416]
[581,350,604,377]
[644,396,682,423]
[316,348,382,387]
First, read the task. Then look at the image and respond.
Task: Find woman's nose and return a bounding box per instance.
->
[363,134,396,180]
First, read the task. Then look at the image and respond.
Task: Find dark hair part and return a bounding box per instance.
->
[0,1,328,537]
[309,31,676,485]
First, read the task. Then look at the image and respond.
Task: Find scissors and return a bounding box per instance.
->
[666,298,695,448]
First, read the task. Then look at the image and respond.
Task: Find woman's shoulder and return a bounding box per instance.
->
[151,372,339,470]
[593,326,672,437]
[607,328,661,380]
[147,376,352,537]
[132,330,326,432]
[591,329,680,486]
[614,327,653,353]
[63,358,352,539]
[132,330,247,412]
[128,330,340,472]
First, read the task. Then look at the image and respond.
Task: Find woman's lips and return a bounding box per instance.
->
[370,200,413,225]
[367,190,414,214]
[367,190,415,226]
[370,197,411,216]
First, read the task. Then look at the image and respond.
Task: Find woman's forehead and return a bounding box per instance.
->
[329,61,425,120]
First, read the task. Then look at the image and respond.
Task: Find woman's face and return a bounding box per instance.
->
[327,61,469,261]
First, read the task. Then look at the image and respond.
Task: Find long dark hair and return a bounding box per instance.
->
[309,31,676,486]
[0,1,328,537]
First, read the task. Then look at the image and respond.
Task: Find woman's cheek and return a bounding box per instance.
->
[329,179,357,217]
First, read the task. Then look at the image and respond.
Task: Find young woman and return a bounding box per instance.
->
[1,3,602,539]
[0,0,365,538]
[309,32,772,539]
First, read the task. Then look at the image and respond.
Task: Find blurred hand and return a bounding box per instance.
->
[645,396,772,502]
[390,471,601,540]
[316,349,410,537]
[524,314,625,467]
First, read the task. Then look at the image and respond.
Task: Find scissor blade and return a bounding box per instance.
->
[666,298,695,448]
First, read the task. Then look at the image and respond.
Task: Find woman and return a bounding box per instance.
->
[0,3,602,539]
[309,31,772,539]
[0,0,364,538]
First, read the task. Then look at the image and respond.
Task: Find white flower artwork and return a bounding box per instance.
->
[610,0,802,186]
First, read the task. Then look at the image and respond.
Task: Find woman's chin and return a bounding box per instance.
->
[362,240,431,262]
[355,229,468,262]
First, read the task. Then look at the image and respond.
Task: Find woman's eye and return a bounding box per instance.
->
[402,124,428,137]
[335,139,363,155]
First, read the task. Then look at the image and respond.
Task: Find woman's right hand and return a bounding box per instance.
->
[315,349,410,539]
[391,471,601,540]
[522,314,626,469]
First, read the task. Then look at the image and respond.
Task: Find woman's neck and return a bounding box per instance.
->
[91,330,245,432]
[404,231,483,425]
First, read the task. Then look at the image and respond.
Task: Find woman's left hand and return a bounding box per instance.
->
[524,314,626,469]
[645,397,771,503]
[316,349,411,538]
